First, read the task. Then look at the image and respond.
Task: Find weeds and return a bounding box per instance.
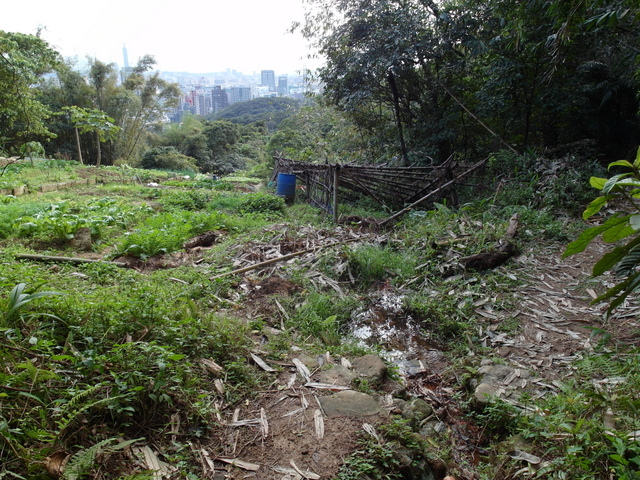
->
[1,158,636,480]
[345,243,418,288]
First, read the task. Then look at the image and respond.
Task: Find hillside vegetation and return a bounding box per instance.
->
[1,1,640,477]
[0,157,639,480]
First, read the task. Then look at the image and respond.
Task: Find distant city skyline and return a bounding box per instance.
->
[1,0,320,75]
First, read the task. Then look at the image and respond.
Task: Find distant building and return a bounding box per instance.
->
[211,85,229,112]
[277,75,288,96]
[193,91,212,116]
[226,86,253,104]
[261,70,276,92]
[120,44,134,83]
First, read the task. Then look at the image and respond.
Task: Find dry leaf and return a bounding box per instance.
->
[260,407,269,438]
[200,358,223,374]
[290,459,321,479]
[251,352,276,372]
[216,457,261,471]
[200,449,217,473]
[292,358,311,382]
[314,409,324,439]
[135,446,175,478]
[304,382,351,391]
[508,449,541,465]
[363,423,380,443]
[604,408,616,430]
[43,451,69,478]
[214,378,225,394]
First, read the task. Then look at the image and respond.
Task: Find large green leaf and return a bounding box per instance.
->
[608,160,635,170]
[592,235,640,276]
[589,177,608,190]
[603,173,632,194]
[634,146,640,169]
[604,273,640,319]
[602,219,634,243]
[615,244,640,276]
[582,195,608,220]
[563,215,630,257]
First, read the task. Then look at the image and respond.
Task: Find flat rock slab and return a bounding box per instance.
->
[474,362,532,405]
[318,390,382,417]
[352,354,387,383]
[319,365,357,386]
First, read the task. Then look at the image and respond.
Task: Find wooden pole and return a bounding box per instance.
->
[16,253,127,267]
[341,168,388,210]
[332,165,339,224]
[379,158,487,227]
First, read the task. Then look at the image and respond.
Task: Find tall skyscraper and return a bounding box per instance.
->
[122,44,130,68]
[120,44,134,83]
[277,75,288,96]
[261,70,276,92]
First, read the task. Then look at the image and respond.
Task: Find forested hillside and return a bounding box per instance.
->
[1,1,640,479]
[2,0,639,170]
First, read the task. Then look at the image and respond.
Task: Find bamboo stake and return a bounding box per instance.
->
[378,158,487,227]
[341,169,388,209]
[332,165,339,224]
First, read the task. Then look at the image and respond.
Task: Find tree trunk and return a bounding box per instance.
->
[95,131,102,167]
[388,72,410,166]
[74,127,83,165]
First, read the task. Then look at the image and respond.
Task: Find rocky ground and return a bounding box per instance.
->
[172,233,639,480]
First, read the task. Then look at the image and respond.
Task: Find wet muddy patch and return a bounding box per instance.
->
[347,290,450,377]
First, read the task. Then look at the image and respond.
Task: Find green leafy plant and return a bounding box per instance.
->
[63,437,142,480]
[345,243,418,288]
[564,147,640,316]
[3,282,64,326]
[238,193,285,216]
[116,211,230,259]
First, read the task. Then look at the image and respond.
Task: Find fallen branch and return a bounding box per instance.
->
[459,214,521,271]
[16,253,127,267]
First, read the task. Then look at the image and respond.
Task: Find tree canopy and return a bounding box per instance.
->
[298,0,640,163]
[0,30,61,153]
[214,97,301,131]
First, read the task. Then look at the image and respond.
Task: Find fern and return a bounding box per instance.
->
[54,383,127,435]
[63,437,142,480]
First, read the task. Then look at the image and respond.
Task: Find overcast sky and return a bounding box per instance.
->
[1,0,320,75]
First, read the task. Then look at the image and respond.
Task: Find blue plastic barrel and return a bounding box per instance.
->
[276,173,296,203]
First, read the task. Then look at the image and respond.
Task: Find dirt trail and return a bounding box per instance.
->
[197,234,640,479]
[486,240,639,381]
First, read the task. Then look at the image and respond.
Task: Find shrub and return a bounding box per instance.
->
[564,147,640,316]
[238,193,285,216]
[159,190,212,211]
[140,147,198,172]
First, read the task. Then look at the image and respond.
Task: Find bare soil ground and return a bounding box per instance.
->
[192,235,639,479]
[57,224,636,479]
